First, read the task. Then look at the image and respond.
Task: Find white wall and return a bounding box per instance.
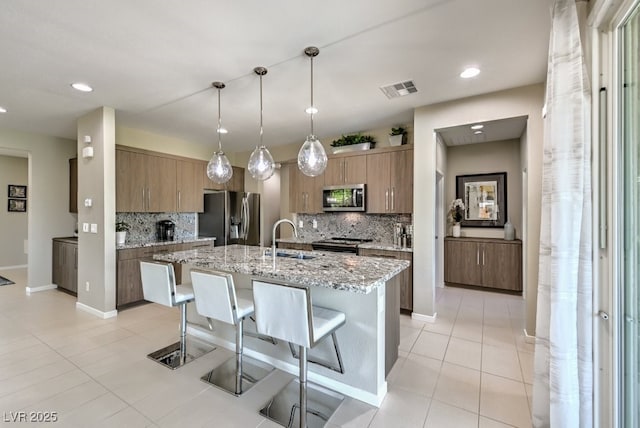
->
[0,155,28,267]
[445,139,523,239]
[413,84,544,334]
[0,129,76,287]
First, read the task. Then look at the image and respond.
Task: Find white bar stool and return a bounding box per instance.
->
[252,280,346,428]
[190,269,274,395]
[140,261,213,370]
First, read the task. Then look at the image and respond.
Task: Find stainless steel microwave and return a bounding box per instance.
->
[322,184,366,212]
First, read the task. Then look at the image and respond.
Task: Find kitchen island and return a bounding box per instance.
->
[154,244,409,406]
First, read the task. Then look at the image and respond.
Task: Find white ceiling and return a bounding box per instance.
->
[437,116,529,146]
[0,0,553,153]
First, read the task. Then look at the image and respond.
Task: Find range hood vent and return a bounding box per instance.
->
[380,80,418,99]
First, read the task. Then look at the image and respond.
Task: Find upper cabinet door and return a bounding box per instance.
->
[145,155,176,212]
[390,149,413,213]
[366,152,391,213]
[116,150,146,212]
[177,160,204,213]
[324,155,367,186]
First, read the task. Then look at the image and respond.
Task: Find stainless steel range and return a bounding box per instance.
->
[311,237,373,254]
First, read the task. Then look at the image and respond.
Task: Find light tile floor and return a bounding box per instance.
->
[0,267,534,427]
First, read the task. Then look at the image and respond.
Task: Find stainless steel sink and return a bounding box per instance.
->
[266,251,316,260]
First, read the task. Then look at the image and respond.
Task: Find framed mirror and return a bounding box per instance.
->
[456,172,506,227]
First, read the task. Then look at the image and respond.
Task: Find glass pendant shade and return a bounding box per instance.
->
[207,151,233,184]
[298,134,327,177]
[248,145,275,181]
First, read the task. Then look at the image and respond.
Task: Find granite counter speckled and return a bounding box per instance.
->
[154,244,408,294]
[275,237,413,253]
[116,237,215,250]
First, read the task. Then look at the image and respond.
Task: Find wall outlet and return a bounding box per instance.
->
[312,219,318,229]
[84,198,92,207]
[298,220,303,228]
[90,223,98,233]
[85,281,90,292]
[82,223,89,232]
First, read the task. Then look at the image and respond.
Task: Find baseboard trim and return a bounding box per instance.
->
[25,284,57,294]
[523,329,536,344]
[75,302,118,319]
[0,264,28,271]
[411,312,437,323]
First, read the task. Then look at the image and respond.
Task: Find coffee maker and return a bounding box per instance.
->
[156,220,175,241]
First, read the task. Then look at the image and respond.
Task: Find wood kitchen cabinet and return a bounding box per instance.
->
[52,238,78,295]
[116,241,214,308]
[276,241,314,251]
[324,155,367,186]
[289,164,323,213]
[358,247,413,311]
[202,163,245,193]
[177,160,204,212]
[444,237,522,292]
[116,148,177,213]
[366,148,413,213]
[69,157,77,213]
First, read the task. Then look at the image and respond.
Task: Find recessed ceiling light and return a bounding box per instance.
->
[474,130,483,135]
[0,106,7,113]
[460,67,480,79]
[305,107,318,114]
[217,128,228,134]
[470,124,484,130]
[71,82,93,92]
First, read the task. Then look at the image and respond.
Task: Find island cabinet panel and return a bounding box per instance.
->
[444,237,522,292]
[52,239,77,294]
[324,155,367,186]
[177,160,204,213]
[366,148,413,214]
[358,248,413,311]
[289,164,323,213]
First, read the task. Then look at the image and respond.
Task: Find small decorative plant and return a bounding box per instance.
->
[390,126,406,136]
[331,133,376,148]
[448,199,465,224]
[115,221,130,232]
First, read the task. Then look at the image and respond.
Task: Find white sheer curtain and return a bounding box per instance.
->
[532,0,592,427]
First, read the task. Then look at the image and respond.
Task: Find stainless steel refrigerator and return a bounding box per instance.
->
[198,191,261,246]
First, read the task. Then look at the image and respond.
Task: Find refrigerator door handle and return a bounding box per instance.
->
[241,196,249,240]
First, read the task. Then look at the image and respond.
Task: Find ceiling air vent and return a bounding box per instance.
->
[380,80,418,99]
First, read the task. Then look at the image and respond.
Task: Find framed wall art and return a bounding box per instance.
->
[456,172,507,227]
[8,198,27,212]
[8,184,27,199]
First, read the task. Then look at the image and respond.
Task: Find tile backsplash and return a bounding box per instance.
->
[294,213,412,243]
[116,212,197,242]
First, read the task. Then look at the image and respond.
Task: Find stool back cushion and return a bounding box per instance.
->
[191,270,237,325]
[252,280,311,348]
[140,261,176,307]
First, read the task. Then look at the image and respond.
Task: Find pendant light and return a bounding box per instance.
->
[206,81,233,184]
[247,67,276,181]
[297,46,328,177]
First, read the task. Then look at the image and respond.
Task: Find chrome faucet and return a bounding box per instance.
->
[272,219,298,265]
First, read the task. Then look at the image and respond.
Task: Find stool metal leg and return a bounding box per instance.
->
[200,317,274,395]
[146,302,215,370]
[299,346,307,428]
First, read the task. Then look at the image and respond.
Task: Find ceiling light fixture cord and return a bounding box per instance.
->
[217,85,223,152]
[259,72,264,146]
[310,54,314,136]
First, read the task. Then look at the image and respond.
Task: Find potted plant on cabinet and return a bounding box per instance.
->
[116,221,130,245]
[448,199,465,237]
[389,126,407,146]
[330,134,376,154]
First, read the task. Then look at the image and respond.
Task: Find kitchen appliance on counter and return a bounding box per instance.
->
[156,220,175,241]
[198,191,260,246]
[322,184,365,212]
[311,237,373,254]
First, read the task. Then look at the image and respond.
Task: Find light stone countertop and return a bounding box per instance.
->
[154,244,409,294]
[116,237,216,250]
[276,237,413,253]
